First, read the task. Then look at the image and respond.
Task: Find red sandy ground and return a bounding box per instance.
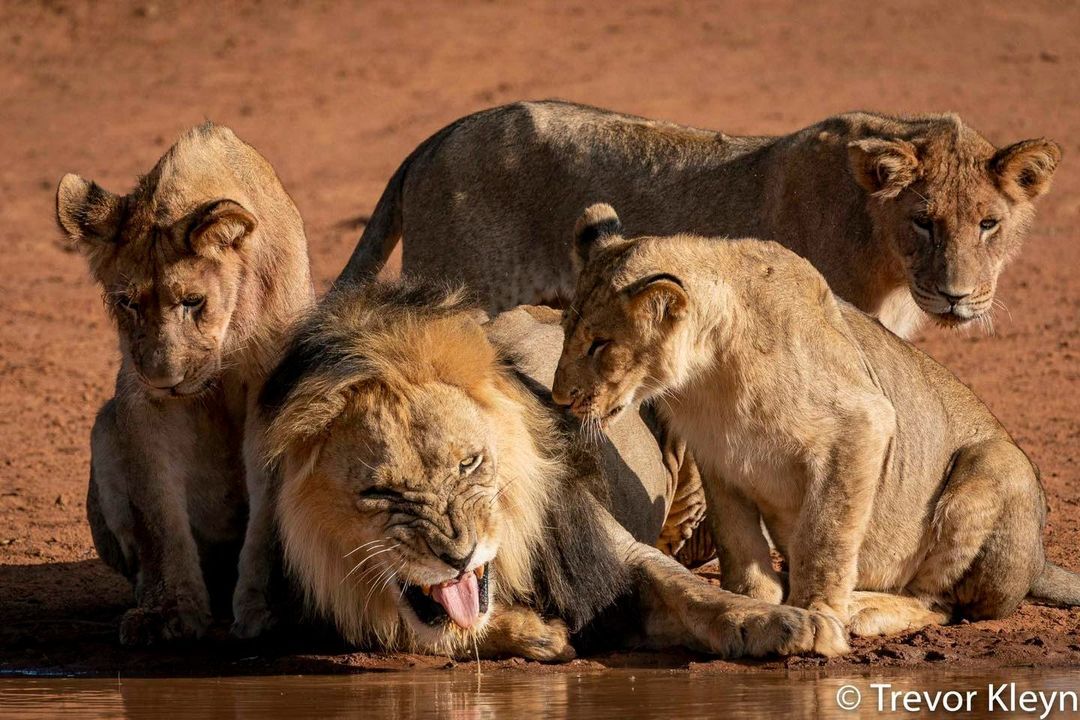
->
[0,0,1077,676]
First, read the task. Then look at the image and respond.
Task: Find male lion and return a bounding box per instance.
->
[259,280,847,659]
[338,101,1059,339]
[552,204,1080,638]
[56,123,313,643]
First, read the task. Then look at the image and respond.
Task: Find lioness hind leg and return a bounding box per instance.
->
[847,592,948,637]
[478,605,576,662]
[906,440,1044,621]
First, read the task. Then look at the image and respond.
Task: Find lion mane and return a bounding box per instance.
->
[259,280,630,654]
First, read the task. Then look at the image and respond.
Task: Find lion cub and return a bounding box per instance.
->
[56,124,312,643]
[552,203,1080,637]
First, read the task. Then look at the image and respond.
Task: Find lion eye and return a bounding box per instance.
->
[359,486,403,502]
[116,295,140,313]
[459,455,483,475]
[587,338,610,357]
[181,295,206,309]
[911,216,934,235]
[979,218,999,232]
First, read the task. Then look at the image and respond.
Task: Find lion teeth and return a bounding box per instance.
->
[421,584,431,595]
[475,565,485,580]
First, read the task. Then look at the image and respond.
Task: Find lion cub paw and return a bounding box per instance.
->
[119,596,212,646]
[803,609,851,657]
[725,570,786,605]
[230,601,278,640]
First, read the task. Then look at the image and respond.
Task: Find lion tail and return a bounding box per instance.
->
[334,116,470,287]
[1028,562,1080,607]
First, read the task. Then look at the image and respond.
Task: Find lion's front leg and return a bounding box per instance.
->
[92,402,212,646]
[231,411,279,639]
[601,511,849,657]
[785,397,895,627]
[478,604,576,662]
[121,484,211,646]
[703,473,784,603]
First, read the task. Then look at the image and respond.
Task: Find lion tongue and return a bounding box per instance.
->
[431,571,480,629]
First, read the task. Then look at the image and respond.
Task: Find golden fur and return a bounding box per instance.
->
[553,204,1080,639]
[261,281,850,659]
[338,101,1059,339]
[58,123,312,643]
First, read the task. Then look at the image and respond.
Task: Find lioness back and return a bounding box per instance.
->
[339,101,1058,339]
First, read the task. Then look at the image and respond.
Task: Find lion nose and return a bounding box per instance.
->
[551,390,574,408]
[938,287,972,305]
[436,544,476,573]
[142,372,186,390]
[551,382,579,408]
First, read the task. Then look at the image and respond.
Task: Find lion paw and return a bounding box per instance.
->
[119,595,211,646]
[727,572,786,605]
[515,617,577,663]
[230,601,278,640]
[483,608,577,662]
[803,609,850,657]
[717,604,850,658]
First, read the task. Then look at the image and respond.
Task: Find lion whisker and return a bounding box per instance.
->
[361,561,403,619]
[343,537,389,558]
[991,297,1013,323]
[341,544,399,584]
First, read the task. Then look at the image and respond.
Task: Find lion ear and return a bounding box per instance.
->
[847,138,921,199]
[56,174,125,248]
[626,273,688,328]
[992,138,1061,200]
[189,198,257,255]
[572,203,623,271]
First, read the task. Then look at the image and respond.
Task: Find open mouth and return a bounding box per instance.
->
[402,563,490,630]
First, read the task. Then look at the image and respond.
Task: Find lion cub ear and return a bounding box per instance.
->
[991,138,1061,200]
[847,138,921,199]
[626,273,688,327]
[56,174,125,247]
[572,203,623,271]
[188,199,258,255]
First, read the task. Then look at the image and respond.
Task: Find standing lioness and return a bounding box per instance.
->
[552,204,1080,637]
[339,101,1059,339]
[57,124,313,643]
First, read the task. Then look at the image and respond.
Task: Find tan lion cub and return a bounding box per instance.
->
[552,203,1080,637]
[57,124,312,643]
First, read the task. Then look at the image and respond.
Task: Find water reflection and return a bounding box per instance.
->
[2,668,1080,719]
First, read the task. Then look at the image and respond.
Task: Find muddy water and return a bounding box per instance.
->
[2,668,1080,719]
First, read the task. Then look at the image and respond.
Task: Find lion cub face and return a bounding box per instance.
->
[553,204,691,428]
[848,127,1060,327]
[57,175,256,398]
